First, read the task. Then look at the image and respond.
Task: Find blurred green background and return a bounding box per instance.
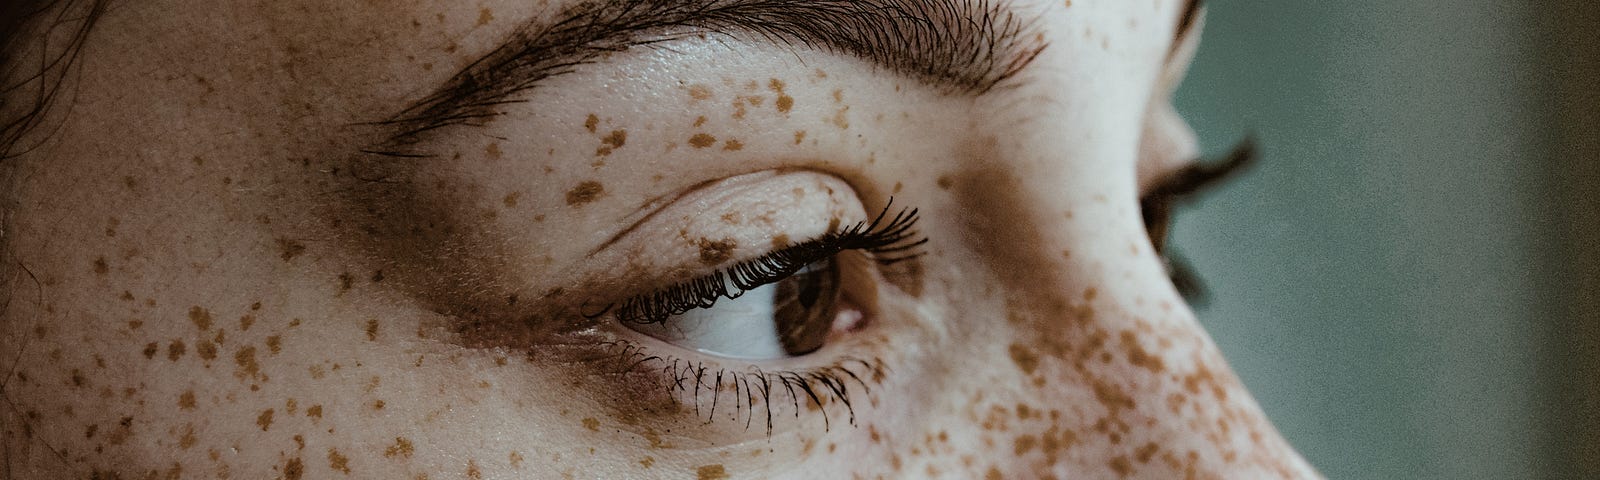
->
[1171,1,1597,479]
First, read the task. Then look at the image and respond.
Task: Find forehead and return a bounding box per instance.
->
[71,0,1181,124]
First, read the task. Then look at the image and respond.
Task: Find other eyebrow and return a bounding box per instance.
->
[368,0,1043,154]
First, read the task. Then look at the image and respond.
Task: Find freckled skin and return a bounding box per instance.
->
[0,0,1320,479]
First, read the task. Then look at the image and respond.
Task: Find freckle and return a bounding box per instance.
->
[234,346,260,380]
[565,181,605,205]
[697,238,737,265]
[581,113,600,133]
[385,437,415,458]
[639,456,654,468]
[688,84,713,100]
[1134,442,1159,463]
[178,390,196,410]
[257,408,274,431]
[189,306,213,331]
[1014,434,1037,455]
[688,133,717,148]
[142,342,158,359]
[1008,344,1040,374]
[722,139,743,151]
[178,423,196,449]
[372,399,386,410]
[692,116,707,128]
[793,130,806,144]
[284,458,304,480]
[485,142,502,160]
[92,256,108,275]
[328,448,351,474]
[1109,455,1134,477]
[509,451,525,468]
[167,340,186,361]
[289,318,302,327]
[771,234,790,248]
[696,464,729,480]
[892,182,903,194]
[238,314,255,331]
[307,405,323,419]
[602,129,627,149]
[365,319,380,341]
[197,340,217,360]
[986,466,1003,480]
[265,335,282,355]
[582,417,599,431]
[831,107,850,129]
[477,7,493,25]
[276,239,306,262]
[936,176,953,190]
[776,95,794,113]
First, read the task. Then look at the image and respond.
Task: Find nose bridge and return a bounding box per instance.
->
[925,115,1320,480]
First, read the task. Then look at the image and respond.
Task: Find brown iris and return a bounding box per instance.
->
[771,258,842,356]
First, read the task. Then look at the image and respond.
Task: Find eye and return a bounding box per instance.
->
[624,256,856,359]
[606,203,922,360]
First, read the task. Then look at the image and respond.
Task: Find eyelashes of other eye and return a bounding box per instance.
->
[600,201,926,327]
[1141,138,1256,301]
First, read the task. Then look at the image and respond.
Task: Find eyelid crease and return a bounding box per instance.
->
[586,176,723,258]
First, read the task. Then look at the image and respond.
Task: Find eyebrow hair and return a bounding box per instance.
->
[367,0,1043,155]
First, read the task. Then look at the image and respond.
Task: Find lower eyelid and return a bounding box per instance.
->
[581,337,889,436]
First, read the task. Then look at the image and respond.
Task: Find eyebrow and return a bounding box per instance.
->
[368,0,1043,154]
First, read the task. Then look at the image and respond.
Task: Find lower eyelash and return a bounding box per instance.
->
[597,340,887,436]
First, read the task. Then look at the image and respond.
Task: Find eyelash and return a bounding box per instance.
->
[1141,138,1256,301]
[603,201,926,325]
[597,340,888,435]
[585,201,924,434]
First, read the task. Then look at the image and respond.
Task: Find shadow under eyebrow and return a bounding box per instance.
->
[364,0,1046,156]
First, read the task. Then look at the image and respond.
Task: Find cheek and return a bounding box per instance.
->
[793,250,1304,479]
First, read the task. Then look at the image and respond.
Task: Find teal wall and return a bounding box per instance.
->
[1172,2,1579,479]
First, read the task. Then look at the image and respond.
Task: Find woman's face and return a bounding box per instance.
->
[1,0,1318,478]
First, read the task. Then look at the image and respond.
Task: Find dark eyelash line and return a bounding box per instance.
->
[1141,137,1256,301]
[599,340,887,436]
[604,201,926,325]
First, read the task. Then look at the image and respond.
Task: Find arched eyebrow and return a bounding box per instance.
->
[368,0,1044,154]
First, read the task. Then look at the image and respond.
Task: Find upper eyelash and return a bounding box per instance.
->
[603,201,926,325]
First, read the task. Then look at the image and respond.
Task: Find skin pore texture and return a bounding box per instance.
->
[0,0,1322,478]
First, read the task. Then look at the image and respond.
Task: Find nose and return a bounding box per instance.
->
[906,68,1320,480]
